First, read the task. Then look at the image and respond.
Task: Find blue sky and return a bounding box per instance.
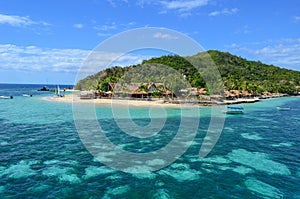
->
[0,0,299,84]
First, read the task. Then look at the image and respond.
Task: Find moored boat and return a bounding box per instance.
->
[22,94,33,97]
[276,107,291,111]
[54,85,64,97]
[222,106,244,114]
[38,86,50,91]
[0,95,13,99]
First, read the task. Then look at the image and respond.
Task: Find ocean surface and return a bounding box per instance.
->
[0,83,299,198]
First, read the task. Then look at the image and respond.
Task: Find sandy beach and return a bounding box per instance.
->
[43,94,263,107]
[42,95,185,107]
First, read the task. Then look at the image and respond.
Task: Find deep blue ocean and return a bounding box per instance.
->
[0,84,299,198]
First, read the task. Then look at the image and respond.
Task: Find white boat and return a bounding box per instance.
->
[0,95,13,99]
[54,85,64,97]
[22,94,32,97]
[222,106,244,114]
[57,85,61,96]
[276,107,291,111]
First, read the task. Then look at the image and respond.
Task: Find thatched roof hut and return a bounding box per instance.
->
[199,88,207,95]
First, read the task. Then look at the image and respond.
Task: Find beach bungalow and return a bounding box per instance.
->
[153,83,176,98]
[147,83,157,94]
[188,87,199,96]
[136,83,175,99]
[80,91,95,99]
[131,90,148,98]
[225,90,236,100]
[112,82,176,99]
[199,88,207,95]
[180,87,197,97]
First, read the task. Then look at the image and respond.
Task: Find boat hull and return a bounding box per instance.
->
[276,107,291,111]
[0,96,13,99]
[222,110,244,114]
[223,105,244,114]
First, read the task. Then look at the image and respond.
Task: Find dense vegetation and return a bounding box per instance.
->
[75,50,300,95]
[208,50,300,94]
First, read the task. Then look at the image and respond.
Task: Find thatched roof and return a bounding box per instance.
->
[199,88,207,94]
[225,90,235,97]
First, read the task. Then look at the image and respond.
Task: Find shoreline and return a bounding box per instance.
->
[42,94,271,107]
[42,95,183,107]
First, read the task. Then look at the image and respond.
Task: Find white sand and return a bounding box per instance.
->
[43,94,261,107]
[43,95,184,107]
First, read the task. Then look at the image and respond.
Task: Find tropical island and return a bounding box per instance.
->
[74,50,300,105]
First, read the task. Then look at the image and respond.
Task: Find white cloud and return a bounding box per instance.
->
[0,13,48,27]
[153,32,178,40]
[94,22,117,37]
[73,23,84,29]
[116,54,151,66]
[135,0,210,17]
[159,0,209,12]
[109,0,209,17]
[94,21,136,37]
[94,22,117,31]
[97,33,112,37]
[228,39,300,70]
[0,44,90,73]
[251,44,300,67]
[0,44,156,81]
[107,0,128,7]
[294,16,300,23]
[121,21,136,29]
[209,8,238,17]
[75,51,154,81]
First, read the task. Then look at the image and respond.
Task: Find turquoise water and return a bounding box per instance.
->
[0,84,299,198]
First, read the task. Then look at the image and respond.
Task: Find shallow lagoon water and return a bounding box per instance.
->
[0,84,299,198]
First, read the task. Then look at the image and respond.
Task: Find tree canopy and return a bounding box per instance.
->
[75,50,300,95]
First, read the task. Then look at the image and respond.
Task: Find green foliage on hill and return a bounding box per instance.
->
[207,50,300,94]
[75,66,127,91]
[75,50,300,95]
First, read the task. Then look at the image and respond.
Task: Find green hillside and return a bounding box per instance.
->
[75,50,300,95]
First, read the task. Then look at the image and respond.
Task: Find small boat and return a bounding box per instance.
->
[57,85,61,96]
[54,85,65,97]
[276,107,291,111]
[22,94,33,97]
[38,86,50,91]
[0,95,13,99]
[222,106,244,114]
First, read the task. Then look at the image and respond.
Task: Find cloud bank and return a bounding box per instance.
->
[0,44,153,76]
[0,13,48,27]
